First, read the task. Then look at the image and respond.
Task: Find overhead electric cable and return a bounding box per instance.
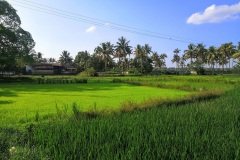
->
[9,0,202,44]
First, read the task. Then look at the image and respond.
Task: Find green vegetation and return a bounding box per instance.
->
[0,80,189,128]
[1,1,240,159]
[0,75,240,159]
[0,0,35,74]
[28,88,240,159]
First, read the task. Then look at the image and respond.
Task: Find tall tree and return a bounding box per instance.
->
[172,48,181,69]
[59,50,73,65]
[143,44,152,56]
[134,44,145,73]
[218,43,235,71]
[159,53,167,68]
[226,42,236,68]
[0,0,35,73]
[207,46,217,74]
[115,36,132,72]
[184,43,196,66]
[195,43,207,65]
[179,56,186,69]
[151,52,160,68]
[89,52,106,72]
[48,57,56,63]
[74,51,91,72]
[94,42,114,71]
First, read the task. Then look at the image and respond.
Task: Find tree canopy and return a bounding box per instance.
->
[0,0,35,73]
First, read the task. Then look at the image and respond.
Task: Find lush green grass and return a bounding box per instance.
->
[1,75,240,159]
[110,75,239,91]
[0,81,189,128]
[4,85,240,159]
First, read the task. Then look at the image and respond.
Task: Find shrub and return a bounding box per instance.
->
[79,68,97,77]
[112,78,122,83]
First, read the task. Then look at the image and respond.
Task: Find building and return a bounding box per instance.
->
[26,63,77,75]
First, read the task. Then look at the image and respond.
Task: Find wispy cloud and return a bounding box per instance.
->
[187,2,240,25]
[104,22,111,26]
[85,26,96,33]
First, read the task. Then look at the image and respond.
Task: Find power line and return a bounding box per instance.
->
[9,0,201,44]
[18,0,197,42]
[10,0,197,43]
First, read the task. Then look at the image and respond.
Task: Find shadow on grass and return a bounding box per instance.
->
[0,90,18,97]
[0,83,128,94]
[0,100,14,105]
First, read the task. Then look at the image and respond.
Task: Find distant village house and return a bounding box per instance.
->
[26,63,77,75]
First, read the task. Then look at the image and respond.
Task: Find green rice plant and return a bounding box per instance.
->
[72,103,81,120]
[1,75,240,159]
[35,111,40,122]
[0,135,10,159]
[24,87,240,159]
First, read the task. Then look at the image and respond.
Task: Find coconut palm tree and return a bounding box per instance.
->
[207,46,217,74]
[226,42,236,68]
[172,48,181,69]
[232,42,240,67]
[195,43,207,66]
[151,52,159,68]
[233,52,240,61]
[94,42,114,71]
[59,50,73,65]
[159,53,167,61]
[115,36,132,72]
[143,44,152,56]
[134,44,145,73]
[218,44,229,72]
[184,43,196,66]
[179,56,185,69]
[159,53,167,68]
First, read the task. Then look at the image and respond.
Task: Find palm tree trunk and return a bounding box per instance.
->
[222,64,224,74]
[118,57,121,73]
[128,54,130,71]
[212,64,215,75]
[122,59,124,74]
[105,60,107,72]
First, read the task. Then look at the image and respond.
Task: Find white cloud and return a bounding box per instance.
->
[85,26,96,33]
[187,2,240,24]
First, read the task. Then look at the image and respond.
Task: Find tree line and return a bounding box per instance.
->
[50,38,240,75]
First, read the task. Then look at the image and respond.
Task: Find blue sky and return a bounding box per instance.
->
[6,0,240,66]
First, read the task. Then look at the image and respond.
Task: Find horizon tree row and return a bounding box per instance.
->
[52,37,168,74]
[172,42,240,74]
[51,37,240,75]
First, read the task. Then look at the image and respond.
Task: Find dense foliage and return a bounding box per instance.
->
[0,0,35,74]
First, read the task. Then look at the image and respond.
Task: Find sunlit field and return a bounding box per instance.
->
[1,75,240,159]
[0,81,189,127]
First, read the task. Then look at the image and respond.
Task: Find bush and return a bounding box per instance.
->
[112,78,122,83]
[75,78,88,83]
[79,68,97,77]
